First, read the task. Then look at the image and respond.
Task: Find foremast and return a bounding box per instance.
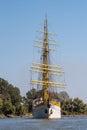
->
[30,18,65,105]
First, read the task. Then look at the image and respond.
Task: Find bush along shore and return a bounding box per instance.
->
[0,78,87,118]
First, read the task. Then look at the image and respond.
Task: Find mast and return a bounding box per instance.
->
[30,18,65,104]
[42,17,49,104]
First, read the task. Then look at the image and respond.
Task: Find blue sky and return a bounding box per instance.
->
[0,0,87,103]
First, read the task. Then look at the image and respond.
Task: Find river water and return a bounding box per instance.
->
[0,116,87,130]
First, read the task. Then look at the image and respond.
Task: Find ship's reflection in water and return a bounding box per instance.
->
[0,116,87,130]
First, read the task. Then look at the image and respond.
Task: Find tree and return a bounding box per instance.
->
[73,98,87,114]
[0,78,22,115]
[7,85,22,106]
[0,97,3,114]
[15,104,26,116]
[61,99,73,115]
[26,88,37,99]
[0,78,22,105]
[61,97,87,115]
[2,101,15,116]
[58,91,70,101]
[0,78,10,101]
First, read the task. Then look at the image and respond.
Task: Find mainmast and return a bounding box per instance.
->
[30,18,65,104]
[42,18,49,104]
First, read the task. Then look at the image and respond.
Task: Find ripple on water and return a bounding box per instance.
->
[0,117,87,130]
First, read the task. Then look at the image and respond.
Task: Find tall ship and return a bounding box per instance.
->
[30,17,65,119]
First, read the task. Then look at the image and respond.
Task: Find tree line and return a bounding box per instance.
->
[0,78,87,116]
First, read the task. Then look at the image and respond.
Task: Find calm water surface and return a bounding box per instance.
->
[0,116,87,130]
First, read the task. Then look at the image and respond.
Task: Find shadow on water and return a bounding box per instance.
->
[0,116,87,130]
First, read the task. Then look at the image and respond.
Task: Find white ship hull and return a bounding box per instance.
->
[33,101,61,119]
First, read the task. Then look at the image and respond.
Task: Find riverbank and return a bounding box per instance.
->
[0,113,87,118]
[0,113,32,118]
[62,114,87,117]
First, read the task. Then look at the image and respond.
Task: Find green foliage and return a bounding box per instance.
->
[0,78,10,101]
[58,91,70,101]
[72,98,87,114]
[0,78,87,116]
[0,78,22,105]
[15,104,26,116]
[2,101,15,116]
[0,97,3,114]
[61,98,87,115]
[0,78,22,104]
[7,85,22,106]
[26,88,37,99]
[0,78,22,116]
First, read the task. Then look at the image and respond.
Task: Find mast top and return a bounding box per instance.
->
[44,15,48,33]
